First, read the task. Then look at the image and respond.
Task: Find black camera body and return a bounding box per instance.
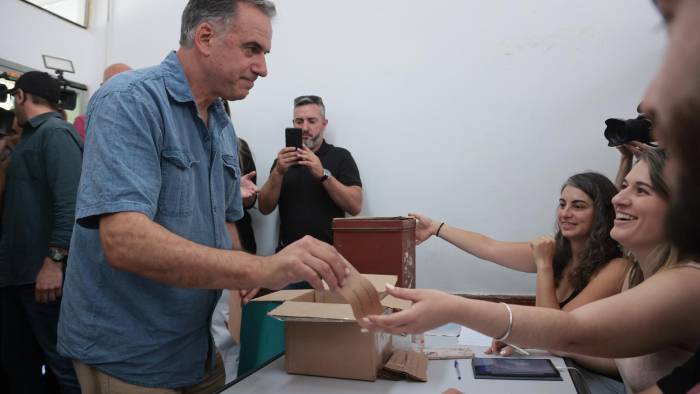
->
[604,115,653,147]
[0,70,77,111]
[0,108,14,136]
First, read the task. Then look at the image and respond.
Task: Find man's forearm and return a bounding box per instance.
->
[258,171,283,214]
[323,180,362,215]
[242,193,257,210]
[100,212,263,289]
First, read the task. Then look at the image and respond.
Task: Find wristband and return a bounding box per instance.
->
[435,222,445,238]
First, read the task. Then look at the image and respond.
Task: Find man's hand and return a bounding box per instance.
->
[240,287,260,304]
[296,145,324,179]
[273,147,300,176]
[240,171,258,199]
[259,236,350,291]
[35,258,64,303]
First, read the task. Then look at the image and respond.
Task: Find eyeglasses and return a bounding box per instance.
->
[294,95,324,107]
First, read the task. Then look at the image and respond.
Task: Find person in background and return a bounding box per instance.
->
[638,0,700,392]
[411,172,629,392]
[258,95,363,254]
[0,71,83,394]
[412,172,627,319]
[212,100,259,382]
[72,63,132,142]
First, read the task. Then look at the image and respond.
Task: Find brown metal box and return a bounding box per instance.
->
[332,217,416,288]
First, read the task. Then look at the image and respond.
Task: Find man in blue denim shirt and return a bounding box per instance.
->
[57,0,350,391]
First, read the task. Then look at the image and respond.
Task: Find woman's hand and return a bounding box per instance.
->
[530,235,556,270]
[361,285,457,334]
[408,212,440,245]
[484,338,514,356]
[621,141,650,159]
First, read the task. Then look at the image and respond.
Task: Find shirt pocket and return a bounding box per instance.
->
[159,149,198,217]
[221,154,240,208]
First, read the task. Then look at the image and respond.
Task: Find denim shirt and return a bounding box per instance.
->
[57,52,243,388]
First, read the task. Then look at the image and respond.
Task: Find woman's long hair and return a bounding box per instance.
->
[624,149,684,287]
[552,172,622,293]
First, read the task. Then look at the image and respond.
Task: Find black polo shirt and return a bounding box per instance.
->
[273,140,361,250]
[0,112,83,287]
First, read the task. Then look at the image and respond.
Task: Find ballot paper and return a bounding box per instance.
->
[458,326,494,347]
[425,323,463,337]
[336,264,384,319]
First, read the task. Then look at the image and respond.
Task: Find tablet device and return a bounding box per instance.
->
[472,357,562,381]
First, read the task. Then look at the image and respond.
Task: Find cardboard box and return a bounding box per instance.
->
[333,217,417,288]
[255,274,410,381]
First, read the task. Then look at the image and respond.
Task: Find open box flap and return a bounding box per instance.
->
[250,289,312,303]
[268,301,356,322]
[380,294,412,310]
[363,274,398,293]
[264,274,402,323]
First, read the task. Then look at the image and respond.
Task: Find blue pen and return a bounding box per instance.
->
[454,360,462,380]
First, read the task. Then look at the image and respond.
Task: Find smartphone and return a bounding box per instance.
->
[285,128,303,149]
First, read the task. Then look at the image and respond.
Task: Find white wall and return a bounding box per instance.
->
[0,0,109,94]
[108,0,665,294]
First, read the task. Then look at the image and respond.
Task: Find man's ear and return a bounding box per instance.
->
[14,90,25,105]
[193,22,217,56]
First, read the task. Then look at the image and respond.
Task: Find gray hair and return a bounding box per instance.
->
[294,95,326,118]
[179,0,276,47]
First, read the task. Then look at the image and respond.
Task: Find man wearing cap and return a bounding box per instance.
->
[0,71,82,393]
[259,95,363,256]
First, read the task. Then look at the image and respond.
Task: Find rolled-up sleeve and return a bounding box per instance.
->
[76,91,163,229]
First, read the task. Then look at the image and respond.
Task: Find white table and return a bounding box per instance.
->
[218,332,582,394]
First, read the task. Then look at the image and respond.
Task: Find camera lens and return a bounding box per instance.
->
[604,116,653,147]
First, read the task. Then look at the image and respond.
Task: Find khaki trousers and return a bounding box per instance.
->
[72,353,225,394]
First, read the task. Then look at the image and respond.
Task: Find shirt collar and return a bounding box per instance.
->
[27,112,61,129]
[316,139,330,155]
[162,51,196,104]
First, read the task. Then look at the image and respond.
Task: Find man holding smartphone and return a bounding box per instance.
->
[259,95,363,257]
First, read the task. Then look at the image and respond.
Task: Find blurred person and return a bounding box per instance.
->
[72,63,132,142]
[0,71,82,394]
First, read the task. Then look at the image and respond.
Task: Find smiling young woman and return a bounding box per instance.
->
[410,171,629,320]
[365,149,700,394]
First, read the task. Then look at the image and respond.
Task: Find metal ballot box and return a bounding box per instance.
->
[332,217,416,288]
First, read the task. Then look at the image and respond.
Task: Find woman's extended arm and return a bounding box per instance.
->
[410,212,536,272]
[364,265,700,359]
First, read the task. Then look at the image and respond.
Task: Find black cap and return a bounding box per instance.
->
[9,71,60,104]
